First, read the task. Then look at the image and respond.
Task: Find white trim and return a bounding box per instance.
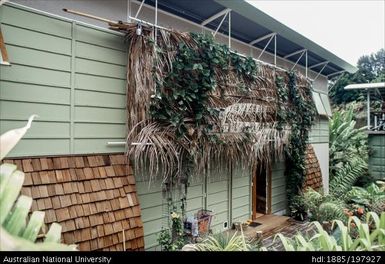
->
[201,8,231,26]
[344,82,385,90]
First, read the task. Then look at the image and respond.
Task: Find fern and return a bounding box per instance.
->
[330,157,367,197]
[317,202,347,223]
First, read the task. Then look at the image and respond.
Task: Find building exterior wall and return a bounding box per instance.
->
[1,2,332,250]
[0,4,127,157]
[368,134,385,180]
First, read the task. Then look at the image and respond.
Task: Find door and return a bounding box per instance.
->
[252,162,268,219]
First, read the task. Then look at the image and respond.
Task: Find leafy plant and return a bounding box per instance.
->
[157,211,185,251]
[284,72,317,201]
[183,229,259,251]
[275,212,385,251]
[329,105,368,181]
[300,188,347,223]
[290,195,308,221]
[345,183,385,215]
[0,116,76,251]
[330,157,367,197]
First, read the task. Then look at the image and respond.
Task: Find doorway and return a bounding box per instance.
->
[252,162,269,220]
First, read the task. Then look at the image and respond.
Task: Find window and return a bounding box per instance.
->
[320,93,332,117]
[312,91,332,117]
[312,91,327,116]
[0,27,10,65]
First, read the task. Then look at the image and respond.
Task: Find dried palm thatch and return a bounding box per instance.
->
[119,23,313,184]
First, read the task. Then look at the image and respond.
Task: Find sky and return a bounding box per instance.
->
[247,0,385,66]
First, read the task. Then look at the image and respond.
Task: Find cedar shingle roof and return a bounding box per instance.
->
[3,154,144,251]
[303,145,323,191]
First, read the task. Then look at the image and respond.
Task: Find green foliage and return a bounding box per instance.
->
[329,105,368,195]
[345,183,385,214]
[299,188,347,223]
[185,230,259,251]
[284,72,316,201]
[289,195,308,221]
[157,211,185,251]
[330,158,367,197]
[276,212,385,251]
[330,48,385,105]
[150,33,258,138]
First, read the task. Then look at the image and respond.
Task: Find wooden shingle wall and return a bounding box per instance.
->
[303,145,323,191]
[3,154,144,251]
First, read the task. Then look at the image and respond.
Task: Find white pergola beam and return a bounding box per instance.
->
[134,0,145,19]
[309,61,329,69]
[249,32,276,45]
[327,70,345,78]
[201,8,231,26]
[284,48,307,59]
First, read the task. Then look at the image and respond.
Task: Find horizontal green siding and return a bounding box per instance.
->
[136,177,204,250]
[231,167,251,223]
[271,160,287,214]
[0,4,127,157]
[136,165,252,250]
[368,135,385,179]
[309,117,329,144]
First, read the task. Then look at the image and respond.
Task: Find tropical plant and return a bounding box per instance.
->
[275,212,385,251]
[329,105,368,195]
[183,229,259,251]
[301,188,347,223]
[0,116,76,251]
[330,157,367,197]
[345,183,385,215]
[289,195,308,221]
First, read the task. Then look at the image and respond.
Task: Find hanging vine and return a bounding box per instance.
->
[284,72,317,201]
[123,24,316,205]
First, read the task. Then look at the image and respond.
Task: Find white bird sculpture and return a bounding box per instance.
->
[0,115,38,160]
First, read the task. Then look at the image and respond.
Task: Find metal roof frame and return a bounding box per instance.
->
[136,0,357,78]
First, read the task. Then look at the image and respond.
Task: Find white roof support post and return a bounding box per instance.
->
[305,50,308,78]
[134,0,145,19]
[327,70,346,78]
[249,32,276,46]
[367,89,371,129]
[314,62,329,81]
[290,49,307,71]
[257,34,275,60]
[213,10,230,37]
[284,48,307,59]
[309,61,329,69]
[274,34,277,66]
[201,8,231,26]
[228,11,231,48]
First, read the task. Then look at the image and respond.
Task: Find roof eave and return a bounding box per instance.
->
[215,0,358,74]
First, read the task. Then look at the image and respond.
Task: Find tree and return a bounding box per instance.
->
[330,48,385,105]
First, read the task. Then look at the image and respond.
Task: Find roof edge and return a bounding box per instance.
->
[215,0,358,74]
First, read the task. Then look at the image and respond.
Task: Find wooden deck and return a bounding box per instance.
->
[227,214,290,239]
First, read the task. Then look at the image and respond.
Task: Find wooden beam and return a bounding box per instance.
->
[0,28,9,62]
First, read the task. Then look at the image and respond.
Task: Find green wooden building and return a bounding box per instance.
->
[0,1,357,250]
